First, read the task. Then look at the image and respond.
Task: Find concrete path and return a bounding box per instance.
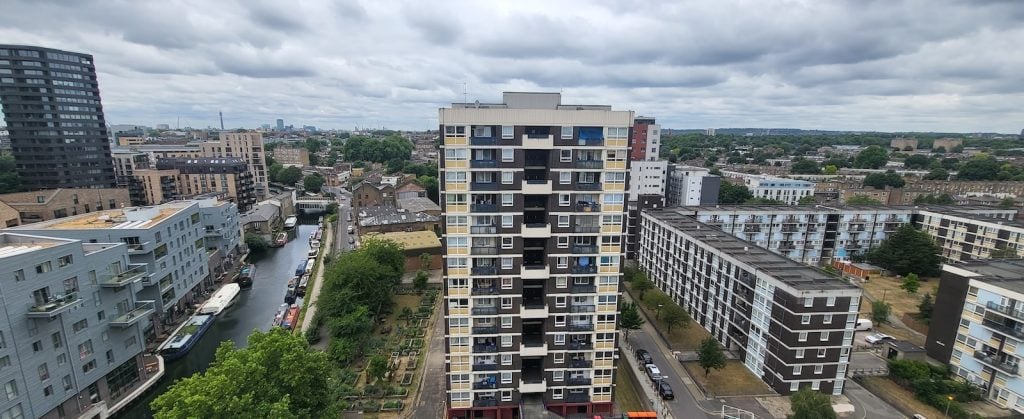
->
[300,220,333,332]
[843,379,907,419]
[407,297,446,419]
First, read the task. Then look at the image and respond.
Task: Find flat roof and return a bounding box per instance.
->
[364,230,440,251]
[950,259,1024,295]
[645,211,858,291]
[0,233,71,258]
[11,202,193,230]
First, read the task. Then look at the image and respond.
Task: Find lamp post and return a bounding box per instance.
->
[944,395,953,418]
[657,304,664,321]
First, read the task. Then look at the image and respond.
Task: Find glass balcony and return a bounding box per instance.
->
[571,265,597,275]
[567,377,592,386]
[570,304,596,313]
[470,225,498,234]
[470,182,500,191]
[472,325,498,334]
[568,323,595,332]
[473,399,499,407]
[470,136,498,145]
[576,182,602,191]
[571,245,598,254]
[982,318,1024,341]
[570,359,593,368]
[472,363,499,371]
[470,159,498,168]
[973,351,1020,375]
[574,225,600,233]
[471,287,499,295]
[575,202,601,212]
[99,265,148,288]
[471,247,499,255]
[109,301,155,328]
[471,203,498,212]
[473,343,499,353]
[986,302,1024,323]
[28,293,81,318]
[125,241,152,254]
[569,341,593,350]
[471,307,498,315]
[566,393,590,403]
[571,284,597,293]
[574,160,603,169]
[472,266,498,275]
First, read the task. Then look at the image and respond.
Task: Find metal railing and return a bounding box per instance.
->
[28,293,81,317]
[471,307,498,315]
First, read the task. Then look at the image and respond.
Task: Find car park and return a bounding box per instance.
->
[645,364,662,382]
[658,381,674,400]
[635,349,653,365]
[865,333,894,344]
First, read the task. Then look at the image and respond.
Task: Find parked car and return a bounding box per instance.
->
[912,415,926,419]
[347,225,354,234]
[658,381,675,400]
[645,364,662,382]
[865,333,894,344]
[855,318,873,331]
[635,349,653,365]
[348,237,355,244]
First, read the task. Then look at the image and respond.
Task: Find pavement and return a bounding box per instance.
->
[300,218,334,332]
[406,296,446,419]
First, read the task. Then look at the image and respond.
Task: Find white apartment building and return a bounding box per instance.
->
[666,165,720,206]
[627,160,668,201]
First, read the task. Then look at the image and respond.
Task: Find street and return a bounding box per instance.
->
[623,326,714,419]
[325,186,355,253]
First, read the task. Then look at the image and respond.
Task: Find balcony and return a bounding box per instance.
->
[574,225,600,233]
[574,160,603,169]
[109,301,155,328]
[569,341,593,350]
[471,307,499,315]
[568,323,595,332]
[522,223,551,238]
[571,265,597,275]
[571,284,597,293]
[472,363,499,371]
[575,202,601,212]
[987,302,1024,323]
[99,265,148,288]
[470,225,498,234]
[471,287,499,295]
[471,203,498,213]
[27,293,82,318]
[743,225,761,233]
[472,325,498,334]
[982,318,1024,341]
[973,351,1020,375]
[521,265,549,279]
[522,134,554,149]
[471,247,499,256]
[567,377,592,386]
[125,241,152,254]
[473,399,499,407]
[522,180,552,195]
[470,159,498,168]
[521,304,549,319]
[470,136,498,145]
[472,266,498,275]
[520,342,548,357]
[473,343,499,353]
[570,304,596,313]
[570,359,593,368]
[576,182,602,191]
[571,245,598,254]
[566,393,590,403]
[519,379,547,393]
[473,379,498,390]
[470,182,500,191]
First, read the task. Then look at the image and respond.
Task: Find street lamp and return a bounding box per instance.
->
[657,304,664,321]
[944,395,954,418]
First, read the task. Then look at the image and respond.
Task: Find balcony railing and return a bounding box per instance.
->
[472,325,498,334]
[471,247,499,255]
[470,182,500,191]
[982,318,1024,341]
[569,341,593,349]
[573,225,600,233]
[473,381,498,390]
[570,304,596,313]
[574,160,603,169]
[571,245,598,254]
[743,226,761,233]
[471,203,499,212]
[567,377,592,386]
[473,399,499,407]
[566,393,590,403]
[577,182,601,191]
[472,363,499,371]
[571,284,597,293]
[986,302,1024,323]
[28,293,81,318]
[568,323,595,331]
[471,307,499,315]
[470,225,498,234]
[973,351,1020,375]
[473,344,499,353]
[578,138,603,146]
[99,265,148,288]
[471,287,499,295]
[125,241,152,254]
[571,265,597,274]
[109,301,155,328]
[570,359,593,368]
[575,202,601,212]
[472,266,498,275]
[470,159,498,168]
[470,136,498,145]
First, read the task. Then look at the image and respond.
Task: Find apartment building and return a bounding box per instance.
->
[639,211,862,395]
[916,208,1023,262]
[926,260,1024,413]
[439,92,628,418]
[153,158,257,211]
[200,132,268,199]
[10,202,211,343]
[269,144,310,166]
[352,181,396,211]
[0,233,153,419]
[627,160,668,202]
[194,196,243,278]
[629,116,660,161]
[0,188,131,224]
[0,45,116,189]
[749,177,815,205]
[0,201,18,227]
[111,150,150,185]
[666,165,720,207]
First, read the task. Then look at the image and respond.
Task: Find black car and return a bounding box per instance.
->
[658,381,674,400]
[635,349,653,365]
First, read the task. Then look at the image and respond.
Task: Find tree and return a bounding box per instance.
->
[0,155,23,193]
[822,164,838,175]
[999,197,1017,208]
[845,196,883,205]
[661,304,689,334]
[901,273,920,294]
[957,154,1001,180]
[417,175,439,204]
[866,225,942,277]
[933,146,946,154]
[244,233,268,253]
[990,247,1019,259]
[854,145,889,169]
[788,387,836,419]
[366,354,390,384]
[618,302,645,341]
[790,159,821,174]
[718,183,754,204]
[152,329,334,419]
[413,270,429,293]
[913,193,955,205]
[325,203,338,215]
[871,300,891,324]
[303,173,324,192]
[419,253,432,270]
[631,273,654,300]
[276,166,303,185]
[923,168,949,180]
[903,154,933,169]
[918,293,934,321]
[697,337,726,378]
[798,195,817,205]
[863,172,905,189]
[268,162,284,183]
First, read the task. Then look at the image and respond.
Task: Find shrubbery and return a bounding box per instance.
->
[887,359,984,419]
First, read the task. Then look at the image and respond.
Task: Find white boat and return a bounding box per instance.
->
[284,216,298,229]
[198,283,241,316]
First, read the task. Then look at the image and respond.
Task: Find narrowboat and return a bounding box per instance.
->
[159,314,215,361]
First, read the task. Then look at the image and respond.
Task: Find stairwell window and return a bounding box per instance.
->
[501,126,513,139]
[561,126,573,139]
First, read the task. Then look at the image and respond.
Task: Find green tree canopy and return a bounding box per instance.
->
[788,387,836,419]
[822,164,838,175]
[343,135,413,163]
[871,300,891,324]
[903,154,933,169]
[619,302,645,340]
[0,155,24,194]
[661,304,690,334]
[630,272,654,300]
[867,225,942,276]
[244,233,268,253]
[276,166,303,185]
[923,168,949,180]
[957,154,1001,180]
[697,337,726,377]
[999,197,1018,208]
[918,293,934,320]
[862,172,905,189]
[854,145,889,169]
[990,246,1020,259]
[901,273,920,294]
[913,193,955,205]
[366,354,389,383]
[789,158,821,174]
[417,175,440,203]
[303,173,324,192]
[718,183,754,204]
[845,196,883,205]
[152,328,334,419]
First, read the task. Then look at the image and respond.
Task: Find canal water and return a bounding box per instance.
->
[115,223,317,419]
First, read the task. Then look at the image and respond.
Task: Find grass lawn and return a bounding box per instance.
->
[625,283,710,350]
[859,376,943,419]
[615,361,647,412]
[858,274,939,319]
[682,360,772,396]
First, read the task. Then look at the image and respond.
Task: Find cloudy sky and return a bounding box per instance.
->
[3,0,1023,133]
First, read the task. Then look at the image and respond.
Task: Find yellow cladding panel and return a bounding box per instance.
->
[450,288,470,297]
[595,359,613,368]
[446,160,469,169]
[451,363,470,373]
[594,377,612,386]
[599,265,617,274]
[596,341,614,350]
[448,226,468,235]
[593,394,612,402]
[996,377,1007,387]
[444,136,467,146]
[597,305,615,313]
[450,307,470,316]
[598,285,618,293]
[596,322,615,331]
[449,247,469,256]
[451,400,472,408]
[603,183,625,192]
[446,204,468,213]
[605,161,626,170]
[601,245,621,254]
[450,326,469,336]
[606,138,628,147]
[446,182,468,192]
[451,345,470,354]
[604,204,624,213]
[601,225,621,234]
[450,382,471,391]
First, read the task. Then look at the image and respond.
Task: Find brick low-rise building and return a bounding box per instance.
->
[0,188,131,224]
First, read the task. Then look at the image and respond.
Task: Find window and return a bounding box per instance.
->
[820,331,829,341]
[32,341,43,352]
[78,340,93,359]
[811,380,820,390]
[500,297,512,309]
[803,297,813,307]
[814,365,823,374]
[608,127,628,138]
[602,193,623,205]
[554,352,565,364]
[818,348,826,358]
[36,262,52,274]
[501,126,513,139]
[554,334,565,345]
[556,277,567,288]
[444,148,467,160]
[445,125,466,136]
[445,171,467,183]
[557,236,569,248]
[826,296,836,306]
[82,360,96,373]
[823,314,832,324]
[501,390,512,402]
[559,194,571,206]
[501,215,513,228]
[558,215,570,228]
[501,316,512,329]
[801,315,810,325]
[553,388,564,400]
[559,171,571,184]
[561,126,573,139]
[501,257,513,270]
[500,335,512,347]
[798,332,807,342]
[38,364,48,381]
[555,316,566,327]
[796,349,805,358]
[791,382,799,392]
[43,385,53,397]
[51,332,62,348]
[557,257,568,268]
[0,357,8,370]
[4,380,17,400]
[501,354,512,365]
[501,171,513,184]
[501,237,513,249]
[501,193,513,206]
[56,354,66,366]
[13,270,23,282]
[556,296,567,308]
[57,255,72,267]
[554,370,564,381]
[73,319,88,333]
[604,172,625,183]
[501,148,513,162]
[793,365,802,375]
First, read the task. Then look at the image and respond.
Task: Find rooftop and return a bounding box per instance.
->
[10,202,194,230]
[0,233,72,258]
[358,206,440,227]
[397,197,441,213]
[363,230,440,251]
[948,259,1024,295]
[240,203,279,224]
[646,210,858,291]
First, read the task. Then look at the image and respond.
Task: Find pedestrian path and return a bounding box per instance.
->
[300,222,333,332]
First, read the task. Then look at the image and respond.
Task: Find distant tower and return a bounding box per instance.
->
[276,119,284,131]
[219,111,224,130]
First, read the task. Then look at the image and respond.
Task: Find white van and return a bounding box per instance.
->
[855,319,873,331]
[645,364,663,382]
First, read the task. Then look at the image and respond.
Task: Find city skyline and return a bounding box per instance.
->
[2,0,1023,133]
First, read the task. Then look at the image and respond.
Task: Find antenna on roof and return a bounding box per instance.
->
[463,82,467,103]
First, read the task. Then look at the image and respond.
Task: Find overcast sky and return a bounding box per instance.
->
[3,0,1023,133]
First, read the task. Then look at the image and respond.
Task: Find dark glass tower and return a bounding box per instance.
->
[0,45,115,189]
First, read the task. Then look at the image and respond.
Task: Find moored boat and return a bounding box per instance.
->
[282,304,300,330]
[271,232,287,247]
[159,314,215,361]
[237,264,255,288]
[272,303,289,327]
[284,216,298,229]
[284,277,298,304]
[198,283,241,316]
[297,274,310,297]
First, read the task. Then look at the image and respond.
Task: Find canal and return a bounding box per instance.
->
[115,223,318,419]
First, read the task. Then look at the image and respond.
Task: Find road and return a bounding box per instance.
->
[326,186,356,252]
[623,325,714,419]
